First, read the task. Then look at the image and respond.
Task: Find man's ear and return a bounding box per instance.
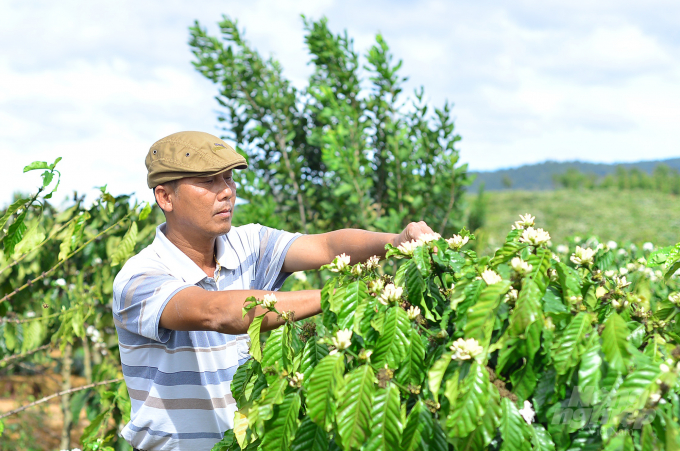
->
[154,184,174,213]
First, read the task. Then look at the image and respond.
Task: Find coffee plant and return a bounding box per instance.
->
[215,216,680,451]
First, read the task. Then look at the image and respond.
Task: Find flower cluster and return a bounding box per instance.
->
[331,329,353,351]
[369,279,385,294]
[351,264,364,277]
[512,213,535,230]
[328,254,351,272]
[519,400,535,424]
[519,227,551,246]
[289,372,304,388]
[669,292,680,306]
[407,306,421,321]
[397,233,441,256]
[450,338,484,361]
[261,293,277,309]
[86,325,107,356]
[379,284,403,305]
[481,269,503,285]
[446,234,469,250]
[510,257,533,275]
[570,246,596,267]
[366,255,380,270]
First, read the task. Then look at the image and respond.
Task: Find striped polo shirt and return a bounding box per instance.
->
[112,222,300,451]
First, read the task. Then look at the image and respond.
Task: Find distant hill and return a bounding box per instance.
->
[468,158,680,191]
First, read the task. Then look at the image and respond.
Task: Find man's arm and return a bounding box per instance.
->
[282,221,436,272]
[159,287,321,334]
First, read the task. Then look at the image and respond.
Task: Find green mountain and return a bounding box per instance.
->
[469,158,680,191]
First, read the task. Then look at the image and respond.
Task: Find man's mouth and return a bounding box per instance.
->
[215,208,232,217]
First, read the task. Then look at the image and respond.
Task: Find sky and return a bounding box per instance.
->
[2,0,680,207]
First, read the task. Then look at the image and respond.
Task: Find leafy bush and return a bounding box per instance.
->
[217,215,680,451]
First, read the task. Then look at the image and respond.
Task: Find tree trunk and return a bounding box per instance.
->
[59,343,73,450]
[82,334,92,384]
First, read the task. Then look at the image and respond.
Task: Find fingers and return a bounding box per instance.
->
[403,221,436,242]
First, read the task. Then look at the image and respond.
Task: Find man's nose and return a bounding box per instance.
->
[216,178,234,198]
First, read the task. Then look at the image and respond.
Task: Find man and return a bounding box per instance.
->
[113,131,435,451]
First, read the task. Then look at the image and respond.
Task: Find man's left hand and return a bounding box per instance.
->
[392,221,437,247]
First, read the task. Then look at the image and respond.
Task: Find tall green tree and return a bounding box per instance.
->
[189,16,471,235]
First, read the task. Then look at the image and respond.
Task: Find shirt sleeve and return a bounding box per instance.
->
[250,225,302,291]
[112,265,193,343]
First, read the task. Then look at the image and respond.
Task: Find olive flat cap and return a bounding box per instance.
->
[146,131,248,188]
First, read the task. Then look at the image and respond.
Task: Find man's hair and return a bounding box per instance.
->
[153,180,179,214]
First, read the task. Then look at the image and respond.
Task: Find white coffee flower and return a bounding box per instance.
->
[418,232,441,243]
[481,269,503,285]
[55,278,66,287]
[329,253,351,272]
[613,275,631,289]
[617,248,627,256]
[289,371,304,388]
[366,255,380,270]
[93,257,103,265]
[611,298,629,309]
[450,338,484,361]
[504,288,518,303]
[280,310,294,321]
[379,283,403,305]
[369,279,385,294]
[649,393,661,404]
[519,227,551,246]
[397,240,421,256]
[261,293,277,309]
[358,349,373,360]
[606,240,618,250]
[660,363,670,373]
[25,311,36,318]
[619,267,629,275]
[669,292,680,306]
[331,329,353,351]
[510,257,533,275]
[556,244,569,254]
[643,242,654,252]
[292,271,307,282]
[351,264,364,277]
[544,317,555,331]
[407,306,421,320]
[570,246,596,267]
[512,213,536,230]
[519,400,535,424]
[552,253,561,262]
[604,270,616,277]
[446,234,469,250]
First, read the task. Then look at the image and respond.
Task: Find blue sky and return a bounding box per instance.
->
[2,0,680,207]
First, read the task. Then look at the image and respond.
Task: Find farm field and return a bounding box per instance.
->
[476,188,680,252]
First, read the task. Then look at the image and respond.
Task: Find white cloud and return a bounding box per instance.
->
[1,0,680,206]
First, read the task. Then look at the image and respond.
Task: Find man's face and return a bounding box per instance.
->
[165,170,237,237]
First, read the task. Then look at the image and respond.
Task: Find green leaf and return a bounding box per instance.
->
[307,353,346,431]
[499,398,531,451]
[454,384,501,450]
[23,160,51,172]
[336,364,375,449]
[0,197,28,232]
[111,221,138,266]
[446,362,490,437]
[464,280,511,348]
[247,314,266,362]
[428,351,452,401]
[300,336,329,389]
[260,391,302,451]
[641,423,657,451]
[555,262,582,303]
[364,383,402,451]
[3,210,27,257]
[526,248,552,292]
[138,202,152,221]
[603,432,633,451]
[251,377,287,435]
[21,320,43,352]
[551,312,592,375]
[607,362,661,426]
[578,334,602,406]
[601,311,633,373]
[232,359,256,405]
[371,307,410,369]
[335,280,368,330]
[291,417,328,451]
[405,260,425,305]
[262,325,292,382]
[395,327,426,387]
[510,361,538,402]
[508,278,544,337]
[400,399,433,451]
[531,424,556,451]
[413,244,431,275]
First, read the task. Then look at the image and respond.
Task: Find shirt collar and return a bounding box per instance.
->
[151,223,238,284]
